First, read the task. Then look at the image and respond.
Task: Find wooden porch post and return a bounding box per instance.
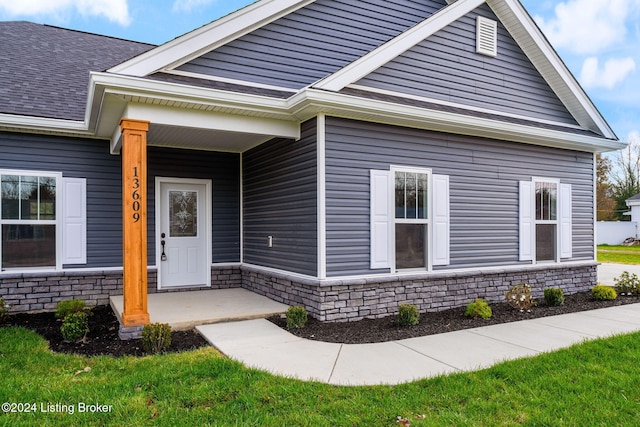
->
[120,119,150,328]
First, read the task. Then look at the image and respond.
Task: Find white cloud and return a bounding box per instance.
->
[172,0,216,13]
[580,57,637,89]
[535,0,640,55]
[0,0,131,26]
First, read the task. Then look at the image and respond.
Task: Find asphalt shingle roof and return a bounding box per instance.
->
[0,21,154,121]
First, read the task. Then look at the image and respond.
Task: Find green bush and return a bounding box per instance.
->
[286,306,308,329]
[544,288,565,306]
[55,299,86,319]
[398,304,420,327]
[613,271,640,295]
[465,299,492,319]
[141,323,172,354]
[0,298,8,323]
[592,285,617,301]
[60,312,89,342]
[505,283,536,312]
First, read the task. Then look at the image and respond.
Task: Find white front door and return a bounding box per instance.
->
[157,178,211,288]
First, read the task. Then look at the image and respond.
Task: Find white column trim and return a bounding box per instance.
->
[317,114,327,280]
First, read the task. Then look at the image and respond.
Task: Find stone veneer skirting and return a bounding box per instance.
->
[0,266,241,313]
[2,262,597,323]
[240,262,598,322]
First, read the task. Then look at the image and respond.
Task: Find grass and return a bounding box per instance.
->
[598,245,640,265]
[2,327,640,426]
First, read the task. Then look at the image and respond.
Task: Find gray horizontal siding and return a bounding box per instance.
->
[0,132,241,269]
[243,119,317,276]
[325,117,594,277]
[178,0,447,89]
[356,4,577,125]
[0,132,122,268]
[148,147,241,265]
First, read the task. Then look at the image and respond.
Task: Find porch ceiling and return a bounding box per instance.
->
[146,123,274,152]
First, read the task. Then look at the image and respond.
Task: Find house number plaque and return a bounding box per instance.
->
[132,166,141,223]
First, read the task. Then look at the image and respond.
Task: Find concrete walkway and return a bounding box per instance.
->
[597,262,640,286]
[197,303,640,386]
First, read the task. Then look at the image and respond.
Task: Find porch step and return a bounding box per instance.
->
[110,288,288,331]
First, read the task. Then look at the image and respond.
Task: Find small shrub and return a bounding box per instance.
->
[286,306,308,329]
[55,299,86,319]
[544,288,565,306]
[465,299,492,319]
[0,298,9,323]
[505,283,536,312]
[592,285,617,301]
[613,271,640,295]
[141,323,172,354]
[398,304,420,327]
[60,312,89,342]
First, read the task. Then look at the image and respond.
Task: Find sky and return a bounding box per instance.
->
[0,0,638,148]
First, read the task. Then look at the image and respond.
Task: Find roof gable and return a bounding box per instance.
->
[172,0,448,90]
[353,3,578,126]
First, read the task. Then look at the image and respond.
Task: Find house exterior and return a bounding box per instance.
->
[0,0,624,332]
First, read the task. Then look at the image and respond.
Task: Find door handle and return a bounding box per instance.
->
[161,235,167,261]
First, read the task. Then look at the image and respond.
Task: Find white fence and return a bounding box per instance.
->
[597,221,638,245]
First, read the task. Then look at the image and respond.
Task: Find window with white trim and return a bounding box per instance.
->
[519,178,572,263]
[370,167,449,272]
[0,170,86,271]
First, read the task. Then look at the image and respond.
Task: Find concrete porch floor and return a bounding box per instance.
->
[110,288,289,330]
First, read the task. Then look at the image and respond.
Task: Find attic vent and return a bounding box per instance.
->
[476,16,498,57]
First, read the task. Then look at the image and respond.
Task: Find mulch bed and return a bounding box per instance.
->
[3,291,640,357]
[268,291,640,344]
[3,305,208,358]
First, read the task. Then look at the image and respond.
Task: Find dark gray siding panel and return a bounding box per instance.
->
[325,117,594,277]
[0,133,241,269]
[0,132,122,268]
[243,120,317,276]
[148,147,241,264]
[357,4,578,125]
[178,0,448,89]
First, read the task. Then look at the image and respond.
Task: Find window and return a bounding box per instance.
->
[394,170,429,269]
[1,173,59,269]
[370,167,449,272]
[535,180,558,262]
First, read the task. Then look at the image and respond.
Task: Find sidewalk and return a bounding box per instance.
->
[597,262,640,286]
[197,303,640,386]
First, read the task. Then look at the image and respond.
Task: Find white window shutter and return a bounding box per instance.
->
[370,170,391,269]
[432,174,450,266]
[559,183,573,258]
[62,177,87,265]
[519,181,534,261]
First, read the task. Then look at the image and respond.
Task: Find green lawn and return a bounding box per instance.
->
[598,245,640,265]
[2,327,640,426]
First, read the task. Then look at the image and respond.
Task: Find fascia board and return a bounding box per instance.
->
[289,89,626,153]
[108,0,314,77]
[0,113,90,134]
[488,0,617,140]
[314,0,485,91]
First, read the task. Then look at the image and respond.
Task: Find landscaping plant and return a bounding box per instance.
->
[142,323,172,354]
[592,285,617,301]
[397,304,420,327]
[506,283,536,312]
[60,311,89,342]
[613,271,640,295]
[465,298,492,319]
[544,288,565,306]
[0,297,8,323]
[286,306,308,329]
[55,299,86,319]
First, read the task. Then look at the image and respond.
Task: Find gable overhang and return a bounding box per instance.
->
[108,0,314,77]
[313,0,617,142]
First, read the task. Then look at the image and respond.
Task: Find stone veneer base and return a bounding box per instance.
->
[2,262,597,323]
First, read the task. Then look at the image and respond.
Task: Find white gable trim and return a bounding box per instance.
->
[486,0,616,139]
[314,0,485,92]
[161,70,297,93]
[109,0,314,77]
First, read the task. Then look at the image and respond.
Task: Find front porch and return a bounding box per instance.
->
[110,288,289,331]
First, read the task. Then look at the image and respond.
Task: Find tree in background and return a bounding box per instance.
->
[596,153,616,221]
[610,136,640,221]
